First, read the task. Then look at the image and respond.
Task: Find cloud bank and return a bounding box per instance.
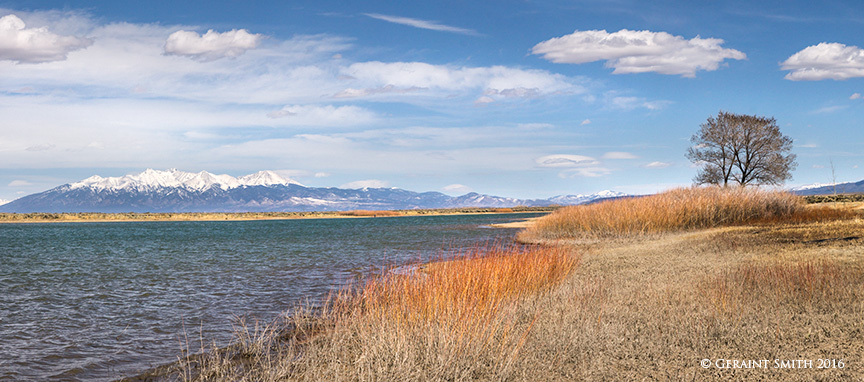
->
[0,14,92,63]
[532,29,745,77]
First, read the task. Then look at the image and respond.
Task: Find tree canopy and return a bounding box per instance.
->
[686,111,797,187]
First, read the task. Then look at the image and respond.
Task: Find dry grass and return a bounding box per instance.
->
[160,244,579,381]
[519,187,855,242]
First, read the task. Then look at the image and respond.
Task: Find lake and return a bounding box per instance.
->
[0,213,541,381]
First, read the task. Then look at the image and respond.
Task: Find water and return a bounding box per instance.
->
[0,213,541,381]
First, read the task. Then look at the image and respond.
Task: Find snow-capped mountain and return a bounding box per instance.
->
[791,180,864,196]
[548,190,628,205]
[0,169,630,213]
[0,199,10,206]
[70,169,303,192]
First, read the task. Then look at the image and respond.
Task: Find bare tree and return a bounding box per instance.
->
[687,111,797,187]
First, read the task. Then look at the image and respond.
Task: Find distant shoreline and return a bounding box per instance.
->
[0,207,556,224]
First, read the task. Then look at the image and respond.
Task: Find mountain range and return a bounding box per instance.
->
[0,169,629,213]
[791,180,864,196]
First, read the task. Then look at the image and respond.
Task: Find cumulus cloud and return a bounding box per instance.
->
[781,43,864,81]
[0,14,92,63]
[266,104,377,126]
[602,151,638,159]
[851,93,862,100]
[363,13,478,36]
[340,179,390,189]
[535,154,599,167]
[164,28,261,61]
[532,29,745,77]
[442,184,473,194]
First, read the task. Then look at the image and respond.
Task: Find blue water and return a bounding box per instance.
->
[0,213,541,381]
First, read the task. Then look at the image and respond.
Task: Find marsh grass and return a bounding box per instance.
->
[164,244,579,381]
[519,187,855,242]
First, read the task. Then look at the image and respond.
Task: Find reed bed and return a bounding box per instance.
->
[169,244,579,381]
[520,186,854,242]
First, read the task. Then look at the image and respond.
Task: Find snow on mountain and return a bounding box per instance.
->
[790,183,834,192]
[69,169,303,192]
[0,168,632,213]
[548,190,628,205]
[791,179,864,196]
[238,170,304,187]
[0,199,10,206]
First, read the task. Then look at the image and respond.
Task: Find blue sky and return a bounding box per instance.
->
[1,0,863,201]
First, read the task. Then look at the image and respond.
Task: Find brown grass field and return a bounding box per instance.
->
[130,188,864,381]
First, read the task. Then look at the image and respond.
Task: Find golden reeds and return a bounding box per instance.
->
[520,186,855,242]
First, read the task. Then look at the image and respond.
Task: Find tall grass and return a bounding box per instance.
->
[171,244,580,381]
[520,186,854,242]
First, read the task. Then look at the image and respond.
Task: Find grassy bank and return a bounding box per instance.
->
[0,207,553,223]
[518,187,855,243]
[131,188,864,380]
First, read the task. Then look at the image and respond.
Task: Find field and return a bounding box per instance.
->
[131,188,864,381]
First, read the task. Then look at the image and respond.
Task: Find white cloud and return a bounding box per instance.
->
[580,119,591,125]
[536,154,599,167]
[314,172,330,178]
[164,28,262,61]
[363,13,478,36]
[532,29,745,77]
[474,96,495,106]
[340,179,390,189]
[0,14,92,63]
[266,104,377,126]
[781,43,864,81]
[851,93,862,100]
[644,161,672,169]
[8,179,32,186]
[338,62,581,102]
[442,184,473,194]
[602,151,638,159]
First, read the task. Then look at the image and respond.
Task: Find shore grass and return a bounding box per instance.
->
[156,244,579,381]
[518,187,855,243]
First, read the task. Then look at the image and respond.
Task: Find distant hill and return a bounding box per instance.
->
[791,180,864,196]
[0,169,630,213]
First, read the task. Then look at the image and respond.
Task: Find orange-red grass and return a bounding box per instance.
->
[521,186,855,241]
[367,245,577,324]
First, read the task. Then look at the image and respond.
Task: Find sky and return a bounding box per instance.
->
[1,0,864,201]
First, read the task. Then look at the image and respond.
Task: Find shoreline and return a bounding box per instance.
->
[0,207,555,224]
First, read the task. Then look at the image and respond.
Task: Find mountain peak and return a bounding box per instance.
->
[69,169,303,192]
[238,170,303,187]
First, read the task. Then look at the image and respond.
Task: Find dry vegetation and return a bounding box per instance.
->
[132,187,864,381]
[518,187,855,243]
